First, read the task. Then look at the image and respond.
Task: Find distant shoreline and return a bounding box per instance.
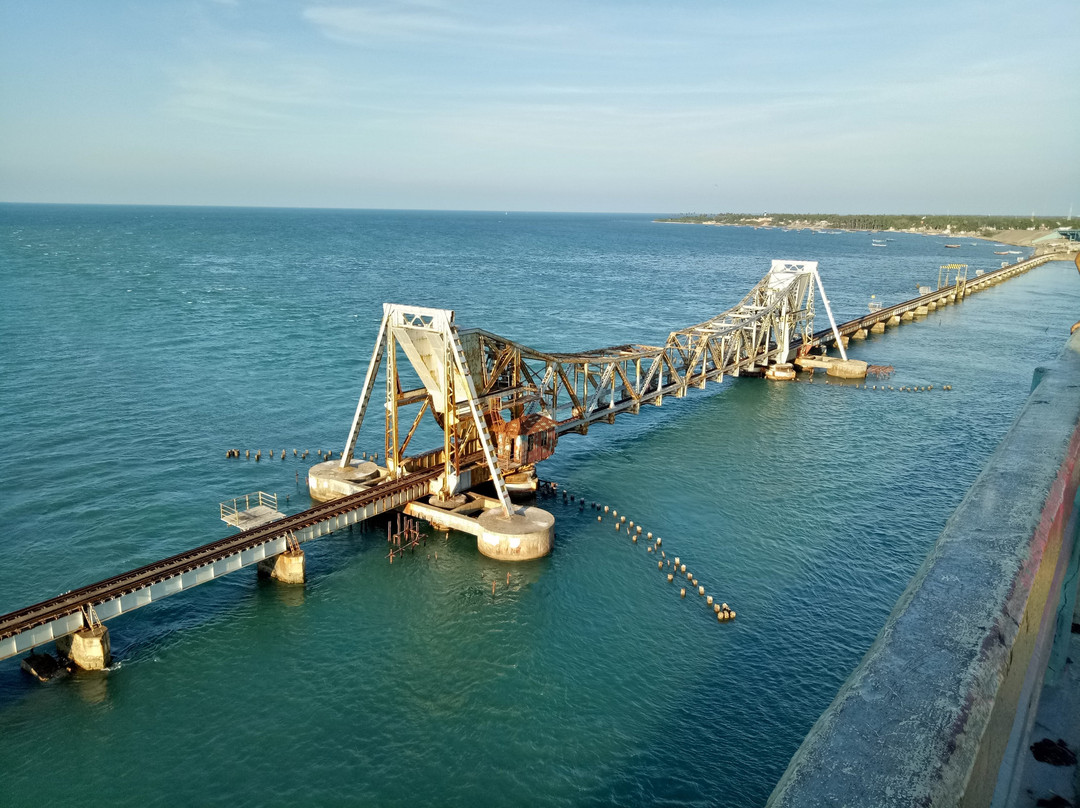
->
[654,219,1048,247]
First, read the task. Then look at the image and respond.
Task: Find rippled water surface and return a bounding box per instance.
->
[1,206,1078,806]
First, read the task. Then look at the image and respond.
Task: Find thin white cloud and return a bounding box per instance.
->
[303,2,561,44]
[166,64,337,130]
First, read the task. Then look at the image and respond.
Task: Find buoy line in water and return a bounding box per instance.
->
[538,480,737,624]
[792,380,954,392]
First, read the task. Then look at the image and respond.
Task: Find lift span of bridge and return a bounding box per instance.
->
[0,259,885,672]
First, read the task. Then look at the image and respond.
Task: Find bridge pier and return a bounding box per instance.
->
[56,626,111,671]
[915,305,929,316]
[258,549,306,584]
[852,328,867,340]
[901,311,914,322]
[870,322,886,334]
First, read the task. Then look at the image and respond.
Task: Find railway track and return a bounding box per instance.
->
[0,464,445,642]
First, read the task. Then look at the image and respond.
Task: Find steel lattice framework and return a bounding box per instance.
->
[340,260,845,516]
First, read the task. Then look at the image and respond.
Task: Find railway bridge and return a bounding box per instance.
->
[0,255,1046,674]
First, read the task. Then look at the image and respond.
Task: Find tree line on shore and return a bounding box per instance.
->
[657,213,1071,232]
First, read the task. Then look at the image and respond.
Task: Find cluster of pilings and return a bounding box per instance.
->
[387,513,424,563]
[540,482,737,624]
[226,448,366,462]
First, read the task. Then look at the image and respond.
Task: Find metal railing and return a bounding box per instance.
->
[219,491,278,523]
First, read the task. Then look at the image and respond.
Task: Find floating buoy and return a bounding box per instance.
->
[680,588,686,598]
[612,510,617,517]
[628,520,634,528]
[667,573,673,582]
[647,532,653,540]
[636,526,642,534]
[658,561,663,570]
[717,611,726,622]
[632,535,637,542]
[656,538,661,547]
[674,557,680,565]
[721,603,729,611]
[707,595,714,606]
[597,515,601,522]
[698,585,705,596]
[620,516,626,523]
[714,603,721,613]
[648,546,653,553]
[604,506,609,513]
[692,578,698,587]
[680,564,686,573]
[246,450,250,459]
[686,572,692,581]
[729,610,736,619]
[293,449,297,456]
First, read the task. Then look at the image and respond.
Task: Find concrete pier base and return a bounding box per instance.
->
[852,328,868,340]
[766,363,796,381]
[927,301,938,311]
[258,549,306,584]
[307,458,386,503]
[406,495,554,560]
[915,305,929,316]
[477,507,554,561]
[901,310,914,321]
[826,359,869,379]
[870,321,886,334]
[57,626,111,671]
[795,355,868,379]
[887,315,901,326]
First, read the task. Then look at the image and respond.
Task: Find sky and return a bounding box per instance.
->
[1,0,1077,214]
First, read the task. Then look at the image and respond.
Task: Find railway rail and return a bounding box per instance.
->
[0,463,447,649]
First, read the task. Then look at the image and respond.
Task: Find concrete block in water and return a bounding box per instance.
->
[258,549,306,584]
[57,626,111,671]
[826,359,869,379]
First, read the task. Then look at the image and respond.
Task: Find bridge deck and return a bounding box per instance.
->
[0,463,453,663]
[811,254,1050,345]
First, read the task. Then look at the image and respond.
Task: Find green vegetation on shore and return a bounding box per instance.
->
[657,213,1071,233]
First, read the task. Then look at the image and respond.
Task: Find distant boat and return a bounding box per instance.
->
[872,242,887,247]
[944,244,961,248]
[994,251,1009,255]
[1006,250,1022,254]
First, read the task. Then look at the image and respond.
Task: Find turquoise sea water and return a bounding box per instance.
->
[1,205,1078,806]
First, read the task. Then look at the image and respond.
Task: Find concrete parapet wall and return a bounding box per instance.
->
[768,330,1080,808]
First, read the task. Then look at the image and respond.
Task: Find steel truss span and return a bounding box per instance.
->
[339,261,845,514]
